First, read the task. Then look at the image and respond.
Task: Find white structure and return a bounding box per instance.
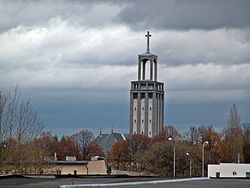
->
[208,163,250,178]
[129,31,164,138]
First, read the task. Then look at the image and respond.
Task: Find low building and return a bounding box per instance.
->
[208,163,250,178]
[2,156,108,176]
[44,156,107,175]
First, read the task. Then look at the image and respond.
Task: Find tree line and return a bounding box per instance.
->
[108,104,250,177]
[34,130,104,162]
[0,87,249,176]
[0,87,104,174]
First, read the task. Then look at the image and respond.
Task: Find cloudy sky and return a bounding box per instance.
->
[0,0,250,136]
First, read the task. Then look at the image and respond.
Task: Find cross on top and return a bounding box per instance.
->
[145,31,151,53]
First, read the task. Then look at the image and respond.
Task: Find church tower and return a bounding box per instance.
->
[130,31,164,138]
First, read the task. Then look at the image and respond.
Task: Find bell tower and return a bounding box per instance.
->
[129,31,164,138]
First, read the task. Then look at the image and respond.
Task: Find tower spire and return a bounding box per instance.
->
[145,31,151,53]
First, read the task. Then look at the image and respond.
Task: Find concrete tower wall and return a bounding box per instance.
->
[129,31,165,138]
[130,81,164,138]
[132,99,138,134]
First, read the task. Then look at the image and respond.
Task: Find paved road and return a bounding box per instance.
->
[0,176,167,188]
[0,177,249,188]
[61,179,250,188]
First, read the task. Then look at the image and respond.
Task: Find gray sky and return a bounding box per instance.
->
[0,0,249,136]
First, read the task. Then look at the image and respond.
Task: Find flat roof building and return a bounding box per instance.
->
[208,163,250,178]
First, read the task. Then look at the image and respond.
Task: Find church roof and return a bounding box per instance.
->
[94,132,129,154]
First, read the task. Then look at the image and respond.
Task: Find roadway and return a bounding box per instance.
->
[0,176,249,188]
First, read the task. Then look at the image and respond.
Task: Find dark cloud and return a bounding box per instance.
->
[1,0,249,32]
[0,0,249,136]
[1,0,250,33]
[0,0,122,32]
[116,0,250,30]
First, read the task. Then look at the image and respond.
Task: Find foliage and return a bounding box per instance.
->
[33,129,105,162]
[127,134,151,163]
[109,141,129,170]
[0,87,106,174]
[34,132,58,159]
[107,103,249,177]
[242,123,250,163]
[84,142,105,160]
[1,87,249,176]
[71,129,95,160]
[137,141,172,176]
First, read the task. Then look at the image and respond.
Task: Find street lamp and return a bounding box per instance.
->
[202,141,209,177]
[0,143,7,174]
[168,137,175,178]
[186,152,192,178]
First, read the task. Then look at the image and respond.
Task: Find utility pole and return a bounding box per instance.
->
[202,141,209,177]
[186,152,192,178]
[168,137,175,178]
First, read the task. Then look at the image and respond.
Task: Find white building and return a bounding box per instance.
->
[208,163,250,178]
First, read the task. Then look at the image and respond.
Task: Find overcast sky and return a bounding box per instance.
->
[0,0,249,136]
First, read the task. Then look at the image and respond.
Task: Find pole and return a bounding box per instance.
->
[186,152,191,178]
[202,141,208,177]
[168,137,175,178]
[190,158,192,178]
[202,144,204,177]
[173,142,175,178]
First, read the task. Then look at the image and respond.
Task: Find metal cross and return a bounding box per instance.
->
[145,31,151,53]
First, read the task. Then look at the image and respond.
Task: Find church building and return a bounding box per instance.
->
[129,31,165,138]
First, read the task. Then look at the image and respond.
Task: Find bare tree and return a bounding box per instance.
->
[0,86,44,173]
[0,91,7,168]
[71,129,94,159]
[1,87,44,144]
[16,99,44,144]
[184,126,200,144]
[165,125,181,140]
[224,103,244,162]
[0,92,7,144]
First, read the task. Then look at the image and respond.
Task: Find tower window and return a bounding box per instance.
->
[149,131,151,135]
[141,84,146,89]
[134,119,136,123]
[149,119,151,123]
[135,107,136,111]
[142,120,144,123]
[150,107,152,111]
[142,107,144,111]
[141,93,145,99]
